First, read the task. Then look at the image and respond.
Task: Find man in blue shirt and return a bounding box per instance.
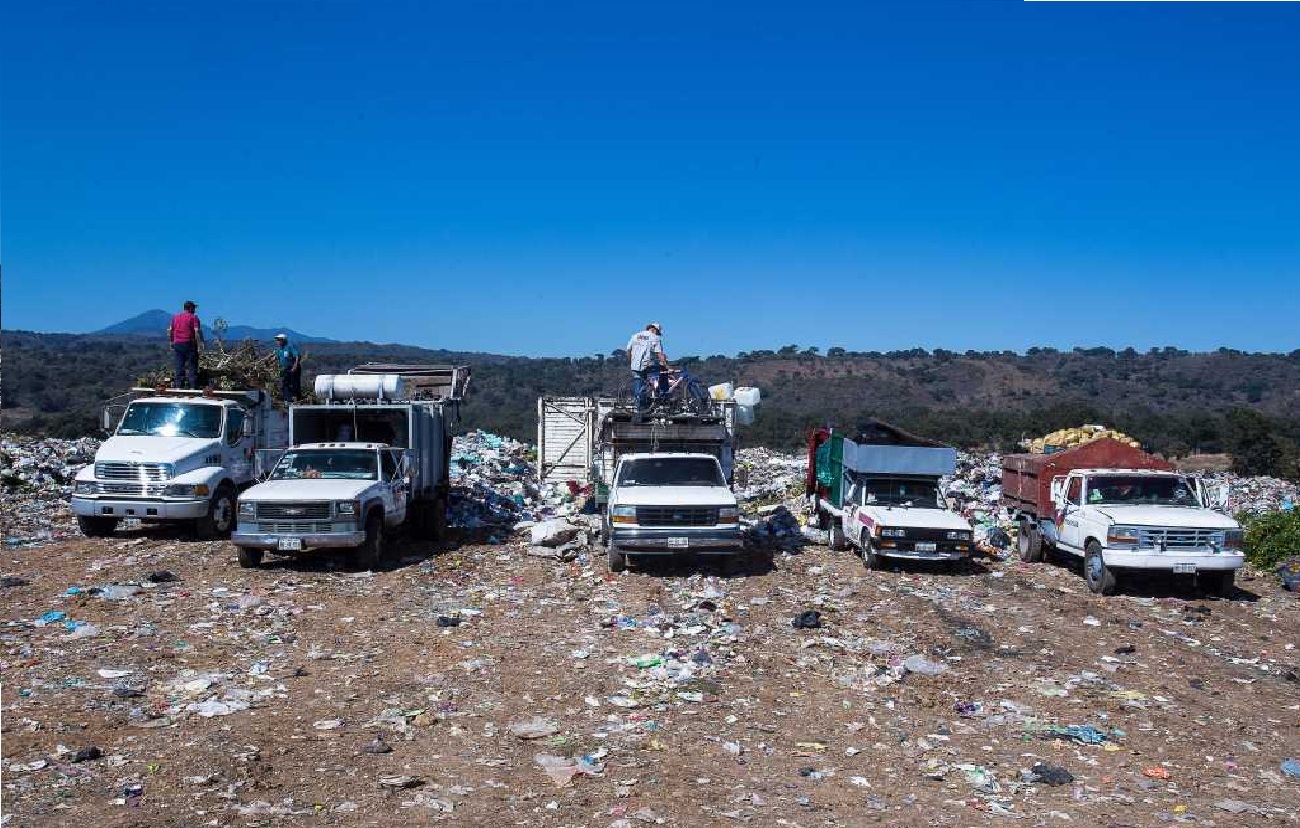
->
[273,333,302,403]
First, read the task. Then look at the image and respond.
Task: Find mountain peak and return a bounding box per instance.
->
[93,310,333,342]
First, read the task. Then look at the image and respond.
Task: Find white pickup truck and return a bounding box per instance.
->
[603,452,744,574]
[232,442,411,569]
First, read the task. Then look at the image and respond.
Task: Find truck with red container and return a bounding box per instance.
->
[1002,437,1243,595]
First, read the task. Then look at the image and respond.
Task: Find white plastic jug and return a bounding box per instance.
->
[708,382,735,400]
[735,404,756,425]
[733,386,761,407]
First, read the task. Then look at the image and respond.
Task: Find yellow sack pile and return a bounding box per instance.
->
[1027,424,1141,454]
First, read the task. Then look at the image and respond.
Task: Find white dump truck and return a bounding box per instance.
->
[1002,438,1243,595]
[807,421,974,569]
[538,395,748,572]
[232,365,469,568]
[72,387,288,538]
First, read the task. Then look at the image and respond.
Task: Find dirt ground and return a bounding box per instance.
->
[2,525,1299,827]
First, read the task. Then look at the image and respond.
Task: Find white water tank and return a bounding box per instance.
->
[733,386,761,407]
[314,374,409,400]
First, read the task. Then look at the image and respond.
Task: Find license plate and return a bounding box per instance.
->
[1172,563,1196,574]
[277,537,304,552]
[120,518,143,531]
[667,537,689,548]
[915,542,937,552]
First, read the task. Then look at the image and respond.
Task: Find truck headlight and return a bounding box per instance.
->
[335,500,359,517]
[879,527,906,538]
[1107,526,1141,548]
[238,501,257,518]
[718,507,739,524]
[74,481,99,495]
[610,505,637,525]
[946,530,972,541]
[1222,529,1244,551]
[164,484,210,497]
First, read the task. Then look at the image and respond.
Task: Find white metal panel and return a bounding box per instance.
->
[538,397,595,484]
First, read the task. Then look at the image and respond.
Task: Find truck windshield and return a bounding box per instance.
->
[1087,475,1199,506]
[861,477,939,507]
[271,450,378,480]
[617,457,725,487]
[117,402,223,439]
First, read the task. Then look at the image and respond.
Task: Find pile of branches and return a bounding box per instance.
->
[138,338,306,405]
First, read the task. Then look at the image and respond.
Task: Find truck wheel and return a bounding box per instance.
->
[829,517,848,551]
[722,553,747,577]
[607,541,626,573]
[352,513,385,571]
[861,532,882,570]
[194,484,236,540]
[1084,541,1118,596]
[237,547,264,568]
[1198,570,1235,598]
[1017,519,1043,562]
[431,495,448,540]
[77,516,117,538]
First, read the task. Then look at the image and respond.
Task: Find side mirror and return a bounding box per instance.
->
[101,409,115,433]
[1049,476,1066,502]
[243,417,256,438]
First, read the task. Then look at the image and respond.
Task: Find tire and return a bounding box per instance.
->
[1017,519,1044,562]
[431,495,448,540]
[1198,570,1235,598]
[237,547,263,568]
[352,512,385,571]
[77,516,117,538]
[861,532,883,571]
[722,553,746,577]
[829,516,848,551]
[607,541,626,573]
[194,484,236,540]
[1084,540,1118,595]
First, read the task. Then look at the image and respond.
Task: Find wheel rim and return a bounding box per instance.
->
[1018,528,1029,555]
[213,495,234,532]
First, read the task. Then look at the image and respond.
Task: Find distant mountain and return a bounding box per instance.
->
[93,309,334,343]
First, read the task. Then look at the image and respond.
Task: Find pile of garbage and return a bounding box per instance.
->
[137,338,288,401]
[0,434,98,546]
[1024,424,1140,454]
[734,447,805,504]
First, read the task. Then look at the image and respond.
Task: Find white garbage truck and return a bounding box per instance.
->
[537,395,747,572]
[72,387,288,538]
[231,365,469,568]
[807,421,975,569]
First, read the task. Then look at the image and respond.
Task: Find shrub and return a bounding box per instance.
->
[1241,510,1300,569]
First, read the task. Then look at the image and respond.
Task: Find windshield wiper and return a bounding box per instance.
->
[117,428,144,435]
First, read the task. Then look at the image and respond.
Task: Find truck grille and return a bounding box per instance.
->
[100,482,167,497]
[1136,527,1219,550]
[636,506,718,527]
[256,502,332,520]
[96,462,171,481]
[257,521,336,534]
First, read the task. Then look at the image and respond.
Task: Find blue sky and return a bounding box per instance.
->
[3,1,1298,357]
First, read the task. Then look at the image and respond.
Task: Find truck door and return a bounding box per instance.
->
[383,450,408,526]
[1057,476,1085,550]
[225,407,254,483]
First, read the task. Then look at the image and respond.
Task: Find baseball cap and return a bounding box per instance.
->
[274,333,288,340]
[184,300,197,309]
[648,322,662,332]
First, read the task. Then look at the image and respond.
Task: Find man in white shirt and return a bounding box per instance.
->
[627,322,669,421]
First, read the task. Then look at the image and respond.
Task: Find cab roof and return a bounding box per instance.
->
[1072,468,1182,476]
[619,452,719,462]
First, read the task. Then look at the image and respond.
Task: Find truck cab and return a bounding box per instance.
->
[71,389,286,539]
[1049,468,1243,595]
[232,442,410,569]
[603,452,743,573]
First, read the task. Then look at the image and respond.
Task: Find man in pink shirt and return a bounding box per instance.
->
[167,300,204,389]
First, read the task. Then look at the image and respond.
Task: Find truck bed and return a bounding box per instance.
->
[1001,437,1173,517]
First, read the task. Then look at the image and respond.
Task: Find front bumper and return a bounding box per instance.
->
[874,539,970,561]
[611,527,744,556]
[1103,548,1244,571]
[71,496,208,520]
[231,525,365,551]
